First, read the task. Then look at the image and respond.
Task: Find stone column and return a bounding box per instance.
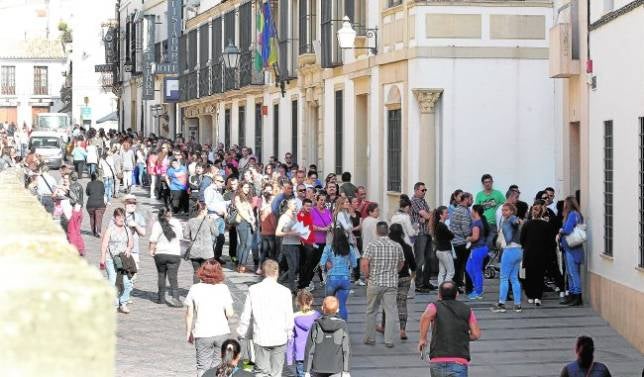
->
[0,168,116,376]
[412,88,443,208]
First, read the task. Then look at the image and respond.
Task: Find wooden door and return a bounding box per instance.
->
[0,106,17,123]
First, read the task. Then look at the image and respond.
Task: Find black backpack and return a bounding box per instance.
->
[307,318,347,374]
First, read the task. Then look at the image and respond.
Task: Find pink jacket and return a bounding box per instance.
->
[67,209,85,255]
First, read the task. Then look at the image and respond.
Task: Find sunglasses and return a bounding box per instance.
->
[298,189,306,192]
[420,189,427,192]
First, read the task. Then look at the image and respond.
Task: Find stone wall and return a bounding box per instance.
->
[0,168,115,377]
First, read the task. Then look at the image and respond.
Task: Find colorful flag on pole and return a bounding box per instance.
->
[255,0,279,72]
[254,1,264,72]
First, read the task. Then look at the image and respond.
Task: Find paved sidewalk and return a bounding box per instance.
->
[78,186,643,377]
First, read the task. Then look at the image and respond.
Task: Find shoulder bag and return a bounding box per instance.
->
[183,216,207,261]
[565,223,587,248]
[108,226,130,270]
[227,202,240,226]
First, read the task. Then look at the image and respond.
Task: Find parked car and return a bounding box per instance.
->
[29,131,65,169]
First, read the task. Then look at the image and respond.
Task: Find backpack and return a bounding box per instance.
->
[307,318,347,374]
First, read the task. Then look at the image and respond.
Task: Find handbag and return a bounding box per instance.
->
[183,216,207,261]
[108,226,130,270]
[495,228,507,250]
[565,223,587,248]
[226,204,239,226]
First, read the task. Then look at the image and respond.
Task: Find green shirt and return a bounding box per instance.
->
[475,190,505,226]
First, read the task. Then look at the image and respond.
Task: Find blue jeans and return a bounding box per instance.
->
[237,221,254,266]
[295,360,305,377]
[105,258,133,306]
[136,163,146,186]
[499,247,522,305]
[325,275,351,320]
[465,245,488,296]
[104,178,114,203]
[430,362,468,377]
[87,163,97,176]
[565,250,583,294]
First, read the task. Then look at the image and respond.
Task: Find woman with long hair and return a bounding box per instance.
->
[559,196,585,306]
[448,189,464,219]
[520,200,555,306]
[149,209,183,307]
[333,196,356,245]
[491,203,524,313]
[319,228,359,320]
[202,339,253,377]
[380,223,417,340]
[349,197,364,283]
[234,181,256,272]
[311,192,333,286]
[185,260,234,377]
[223,176,239,264]
[390,194,417,247]
[465,205,490,300]
[99,207,134,313]
[275,199,301,293]
[431,206,455,286]
[185,202,218,283]
[560,336,611,377]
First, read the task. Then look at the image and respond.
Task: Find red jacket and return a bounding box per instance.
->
[297,210,316,245]
[67,209,85,255]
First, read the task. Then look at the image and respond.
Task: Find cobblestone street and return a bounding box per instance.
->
[78,186,643,377]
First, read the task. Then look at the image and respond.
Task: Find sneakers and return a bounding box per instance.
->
[364,339,376,346]
[491,303,507,313]
[308,281,315,291]
[118,304,130,314]
[356,279,366,286]
[513,305,523,313]
[384,343,394,348]
[534,299,542,306]
[528,299,534,304]
[467,293,480,300]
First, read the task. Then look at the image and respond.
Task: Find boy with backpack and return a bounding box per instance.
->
[304,296,351,377]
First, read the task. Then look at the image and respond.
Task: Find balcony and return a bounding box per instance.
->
[199,66,210,97]
[180,71,198,102]
[239,50,265,88]
[210,62,223,95]
[549,23,580,78]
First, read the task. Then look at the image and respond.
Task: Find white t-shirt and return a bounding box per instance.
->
[149,218,183,255]
[185,283,233,338]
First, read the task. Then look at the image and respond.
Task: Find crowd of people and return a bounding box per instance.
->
[0,121,617,377]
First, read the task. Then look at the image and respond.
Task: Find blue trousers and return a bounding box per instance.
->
[499,247,522,305]
[465,245,488,296]
[325,276,351,320]
[430,362,468,377]
[565,250,583,294]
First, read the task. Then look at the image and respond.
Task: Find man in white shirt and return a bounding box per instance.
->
[238,259,294,377]
[204,176,228,262]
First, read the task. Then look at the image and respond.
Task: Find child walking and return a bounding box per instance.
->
[287,290,321,377]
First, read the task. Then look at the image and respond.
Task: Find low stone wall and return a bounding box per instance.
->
[0,168,115,377]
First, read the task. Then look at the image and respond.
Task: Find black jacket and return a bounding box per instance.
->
[85,180,106,209]
[305,315,350,374]
[434,222,455,251]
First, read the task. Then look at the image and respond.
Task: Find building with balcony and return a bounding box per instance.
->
[179,0,562,217]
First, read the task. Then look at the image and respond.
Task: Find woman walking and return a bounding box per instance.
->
[234,181,256,272]
[99,208,134,314]
[432,206,455,286]
[319,228,359,320]
[560,336,612,377]
[99,151,116,205]
[311,192,333,285]
[491,203,524,313]
[521,200,555,306]
[185,260,234,376]
[275,199,301,293]
[223,177,239,264]
[390,195,417,247]
[184,203,218,283]
[559,196,585,306]
[85,173,106,237]
[465,205,489,300]
[71,139,87,178]
[149,209,184,307]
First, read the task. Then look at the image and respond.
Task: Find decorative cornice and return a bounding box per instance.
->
[590,0,644,31]
[412,88,443,113]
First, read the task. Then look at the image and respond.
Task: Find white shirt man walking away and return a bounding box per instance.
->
[418,281,481,377]
[238,259,294,377]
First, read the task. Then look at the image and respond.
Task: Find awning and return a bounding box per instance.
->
[96,111,118,124]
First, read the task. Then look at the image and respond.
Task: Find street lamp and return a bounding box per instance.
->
[336,16,378,55]
[222,39,241,69]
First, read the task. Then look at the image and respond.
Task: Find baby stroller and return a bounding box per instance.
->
[484,247,501,279]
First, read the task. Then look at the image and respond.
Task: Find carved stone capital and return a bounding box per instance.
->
[412,88,444,114]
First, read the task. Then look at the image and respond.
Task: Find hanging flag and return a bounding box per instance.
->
[254,0,264,72]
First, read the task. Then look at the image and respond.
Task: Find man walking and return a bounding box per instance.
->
[450,192,472,294]
[361,222,404,348]
[204,174,228,263]
[418,281,481,377]
[411,182,436,292]
[238,259,294,377]
[475,174,505,248]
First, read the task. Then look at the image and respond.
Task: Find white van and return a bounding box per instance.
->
[29,131,65,169]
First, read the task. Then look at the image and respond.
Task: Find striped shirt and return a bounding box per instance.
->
[411,196,431,235]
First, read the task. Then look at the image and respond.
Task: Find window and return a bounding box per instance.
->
[211,17,223,94]
[388,0,403,7]
[604,120,613,256]
[239,1,253,87]
[321,0,343,68]
[223,10,237,91]
[33,66,48,95]
[199,24,209,97]
[335,90,343,174]
[255,103,263,162]
[273,104,280,158]
[299,0,316,54]
[1,66,15,95]
[640,117,644,267]
[278,0,297,79]
[291,99,298,161]
[387,109,402,192]
[225,108,231,151]
[239,106,246,148]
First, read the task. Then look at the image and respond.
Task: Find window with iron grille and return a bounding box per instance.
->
[278,0,298,79]
[640,117,644,267]
[239,1,253,88]
[335,90,343,174]
[291,99,298,161]
[604,120,613,256]
[255,103,263,162]
[239,106,246,148]
[387,109,401,192]
[211,17,222,94]
[299,0,316,54]
[199,24,210,97]
[223,10,237,91]
[33,66,48,95]
[225,108,231,150]
[1,66,15,95]
[273,104,280,158]
[321,0,342,68]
